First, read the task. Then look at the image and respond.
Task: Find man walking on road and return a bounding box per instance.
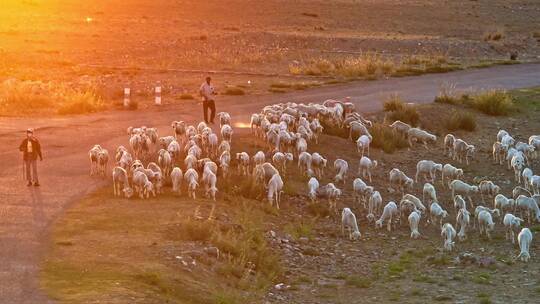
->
[19,128,43,186]
[199,76,216,124]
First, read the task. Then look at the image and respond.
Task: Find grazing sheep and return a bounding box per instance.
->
[441,164,464,188]
[453,138,475,165]
[407,128,437,149]
[334,159,349,185]
[112,166,133,198]
[298,152,313,177]
[506,148,519,170]
[171,121,187,140]
[216,112,231,128]
[401,194,426,214]
[389,168,414,193]
[342,208,361,240]
[348,121,371,141]
[236,152,250,176]
[273,152,294,174]
[408,210,422,239]
[358,156,377,183]
[501,134,516,148]
[356,135,371,157]
[415,160,442,183]
[253,151,266,166]
[522,168,533,190]
[450,180,479,207]
[376,201,399,232]
[219,150,231,178]
[218,140,231,155]
[184,154,198,170]
[479,180,500,203]
[511,152,525,183]
[477,210,495,239]
[115,146,128,162]
[367,191,382,222]
[295,136,308,156]
[443,134,455,158]
[515,195,540,224]
[453,195,467,212]
[170,167,183,195]
[503,213,523,244]
[517,228,532,262]
[352,178,373,207]
[310,118,324,143]
[390,120,411,135]
[493,194,515,220]
[89,145,103,176]
[133,171,155,199]
[317,183,342,214]
[456,208,470,241]
[423,183,437,206]
[308,177,319,203]
[429,202,449,227]
[184,168,199,200]
[311,152,327,179]
[530,175,540,195]
[267,173,284,209]
[250,114,263,136]
[441,223,456,251]
[513,186,532,199]
[497,130,510,143]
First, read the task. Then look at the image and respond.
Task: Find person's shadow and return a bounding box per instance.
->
[28,187,46,232]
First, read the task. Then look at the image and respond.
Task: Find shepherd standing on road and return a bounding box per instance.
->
[19,128,42,186]
[199,76,216,124]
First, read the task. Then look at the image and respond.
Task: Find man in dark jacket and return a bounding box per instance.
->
[19,128,42,186]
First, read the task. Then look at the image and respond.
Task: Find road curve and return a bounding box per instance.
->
[0,62,538,303]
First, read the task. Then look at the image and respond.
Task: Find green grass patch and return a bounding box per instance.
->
[284,219,315,240]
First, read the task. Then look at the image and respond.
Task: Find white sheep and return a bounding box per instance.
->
[317,183,342,213]
[334,159,349,185]
[429,202,449,227]
[184,168,199,200]
[456,208,470,241]
[408,210,422,239]
[401,193,426,214]
[530,175,540,195]
[407,128,437,149]
[376,201,399,232]
[221,124,233,142]
[170,167,183,195]
[236,152,250,176]
[356,135,371,157]
[453,194,467,212]
[308,177,319,203]
[453,138,475,165]
[253,151,266,166]
[112,166,133,198]
[133,171,155,199]
[493,194,515,220]
[501,134,515,148]
[298,152,313,177]
[477,210,495,239]
[449,179,479,207]
[89,145,103,176]
[311,152,327,179]
[342,208,361,240]
[415,160,442,183]
[390,120,411,135]
[492,141,506,165]
[515,195,540,224]
[171,121,186,141]
[511,152,525,183]
[296,137,308,156]
[503,213,524,244]
[352,178,373,208]
[441,223,456,251]
[272,152,293,175]
[497,130,510,143]
[216,112,231,128]
[267,173,284,209]
[422,183,437,206]
[219,150,231,178]
[479,180,500,203]
[443,134,455,158]
[517,228,532,262]
[389,168,414,193]
[184,154,198,170]
[441,164,464,188]
[358,156,377,183]
[522,168,533,190]
[367,191,382,222]
[202,167,218,201]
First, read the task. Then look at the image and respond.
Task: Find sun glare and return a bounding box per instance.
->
[233,122,251,128]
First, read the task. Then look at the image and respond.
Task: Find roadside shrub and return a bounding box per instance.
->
[383,94,405,112]
[370,123,408,153]
[224,87,245,96]
[127,100,138,110]
[383,96,420,126]
[173,218,214,242]
[57,91,105,115]
[444,111,477,131]
[179,93,194,100]
[469,90,514,116]
[434,83,461,104]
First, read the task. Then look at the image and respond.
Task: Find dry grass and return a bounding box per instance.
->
[444,110,477,131]
[0,79,105,115]
[383,95,420,126]
[467,90,515,116]
[223,87,246,96]
[290,53,395,78]
[370,122,409,153]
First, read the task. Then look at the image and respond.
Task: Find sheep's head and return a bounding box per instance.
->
[366,213,375,223]
[471,186,479,193]
[351,231,361,240]
[144,181,155,198]
[123,187,134,199]
[285,153,294,161]
[405,179,414,191]
[434,163,443,172]
[375,219,383,229]
[442,210,449,218]
[443,240,455,251]
[456,169,464,179]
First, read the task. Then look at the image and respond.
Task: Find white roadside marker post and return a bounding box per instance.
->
[123,87,131,108]
[155,86,162,106]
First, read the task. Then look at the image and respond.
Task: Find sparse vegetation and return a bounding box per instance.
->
[468,90,515,116]
[179,93,194,100]
[223,87,246,96]
[370,122,409,153]
[444,110,477,131]
[345,275,372,288]
[383,95,420,126]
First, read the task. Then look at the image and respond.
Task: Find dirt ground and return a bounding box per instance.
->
[41,89,540,304]
[1,0,539,108]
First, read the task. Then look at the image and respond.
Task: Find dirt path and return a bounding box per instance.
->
[0,63,539,303]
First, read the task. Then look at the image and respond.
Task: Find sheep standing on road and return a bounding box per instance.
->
[517,228,532,262]
[112,166,133,198]
[342,208,361,240]
[89,145,103,176]
[441,223,456,251]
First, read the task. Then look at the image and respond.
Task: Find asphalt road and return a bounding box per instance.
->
[0,62,539,303]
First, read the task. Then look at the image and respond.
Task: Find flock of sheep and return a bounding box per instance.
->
[88,98,539,263]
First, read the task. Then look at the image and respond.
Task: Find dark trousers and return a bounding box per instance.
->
[203,99,216,123]
[25,159,39,183]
